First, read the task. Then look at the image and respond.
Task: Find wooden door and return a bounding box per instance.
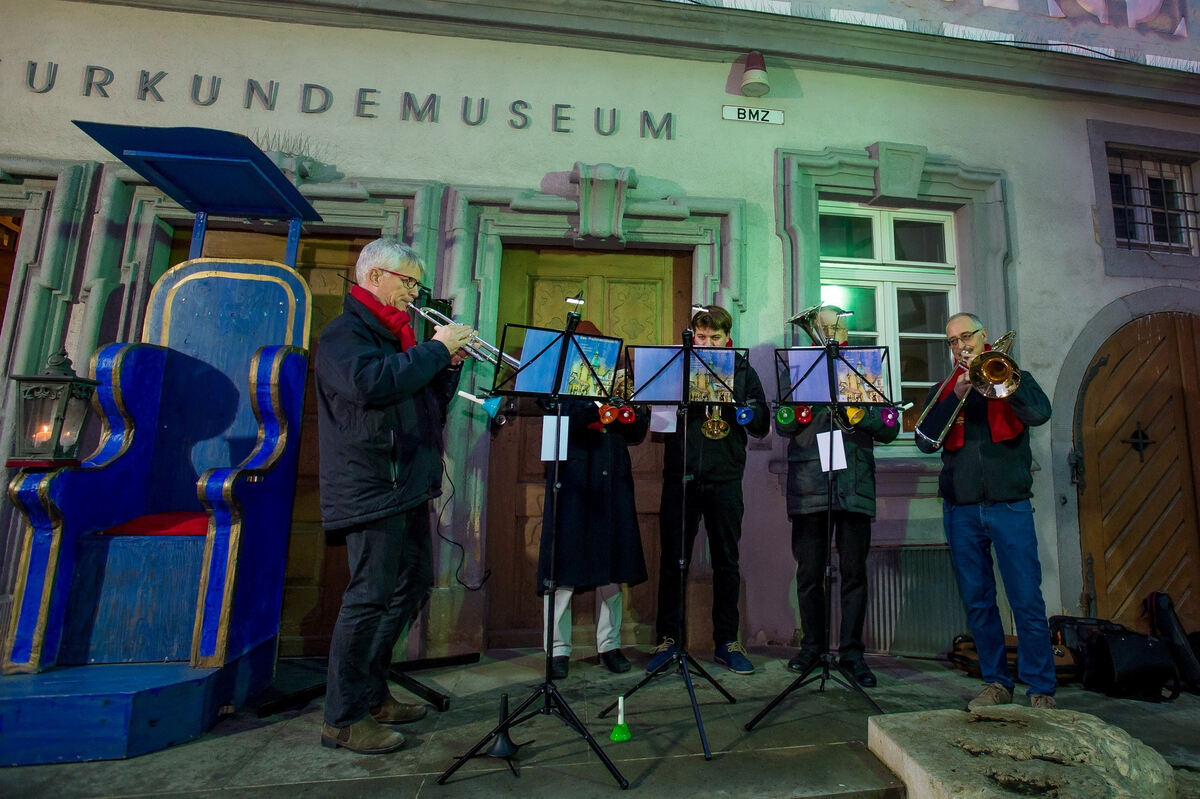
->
[1078,312,1200,632]
[485,246,691,648]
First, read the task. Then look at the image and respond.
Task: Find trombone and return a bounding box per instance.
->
[913,330,1020,450]
[409,304,521,370]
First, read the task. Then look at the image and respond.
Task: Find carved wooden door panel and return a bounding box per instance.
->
[485,246,690,648]
[1078,312,1200,632]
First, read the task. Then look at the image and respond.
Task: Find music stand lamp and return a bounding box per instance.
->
[744,330,898,730]
[438,306,630,789]
[596,333,757,760]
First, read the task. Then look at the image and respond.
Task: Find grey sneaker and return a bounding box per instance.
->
[1030,694,1058,709]
[966,682,1013,712]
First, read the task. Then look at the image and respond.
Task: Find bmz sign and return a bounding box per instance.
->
[721,105,784,125]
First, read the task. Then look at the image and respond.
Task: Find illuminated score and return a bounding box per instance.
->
[721,105,785,125]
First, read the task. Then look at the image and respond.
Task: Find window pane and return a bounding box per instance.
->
[1109,171,1133,205]
[821,284,876,331]
[847,332,877,347]
[900,386,932,433]
[819,214,874,259]
[893,219,946,262]
[899,339,949,383]
[896,289,948,333]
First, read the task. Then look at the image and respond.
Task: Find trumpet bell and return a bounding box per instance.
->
[969,351,1021,399]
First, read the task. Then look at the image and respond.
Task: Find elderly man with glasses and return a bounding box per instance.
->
[915,312,1057,712]
[316,237,475,754]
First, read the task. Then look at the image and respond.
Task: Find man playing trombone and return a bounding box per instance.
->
[915,312,1057,711]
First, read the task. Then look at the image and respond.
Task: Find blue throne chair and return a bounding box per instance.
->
[1,123,319,765]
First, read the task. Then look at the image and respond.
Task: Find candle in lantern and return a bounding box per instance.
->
[31,424,51,446]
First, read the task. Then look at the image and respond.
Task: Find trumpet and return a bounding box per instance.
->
[914,330,1019,450]
[409,304,520,370]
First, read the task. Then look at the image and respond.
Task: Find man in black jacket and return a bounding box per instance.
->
[778,309,898,687]
[916,312,1057,711]
[649,305,770,675]
[317,238,474,754]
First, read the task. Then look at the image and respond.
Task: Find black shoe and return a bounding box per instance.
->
[549,655,569,680]
[840,657,876,687]
[599,649,631,673]
[788,649,820,674]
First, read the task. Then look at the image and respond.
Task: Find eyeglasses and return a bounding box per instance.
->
[377,267,426,292]
[945,328,982,348]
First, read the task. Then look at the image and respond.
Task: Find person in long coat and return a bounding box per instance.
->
[536,324,648,680]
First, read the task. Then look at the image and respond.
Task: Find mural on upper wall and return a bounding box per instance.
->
[665,0,1195,71]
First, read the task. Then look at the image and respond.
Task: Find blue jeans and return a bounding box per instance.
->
[944,500,1055,697]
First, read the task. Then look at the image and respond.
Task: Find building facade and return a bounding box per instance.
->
[2,0,1198,660]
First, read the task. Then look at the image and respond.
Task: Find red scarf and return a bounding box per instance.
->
[938,344,1024,451]
[351,284,417,351]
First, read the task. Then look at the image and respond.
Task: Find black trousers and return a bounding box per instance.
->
[324,504,433,728]
[656,478,744,648]
[792,511,871,659]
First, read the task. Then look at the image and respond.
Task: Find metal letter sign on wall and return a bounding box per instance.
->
[721,105,785,125]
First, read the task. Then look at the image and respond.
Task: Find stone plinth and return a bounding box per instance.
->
[868,706,1175,799]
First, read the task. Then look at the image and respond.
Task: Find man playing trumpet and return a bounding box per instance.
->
[316,238,475,753]
[915,313,1057,711]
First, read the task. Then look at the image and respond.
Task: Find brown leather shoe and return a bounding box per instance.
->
[320,716,405,754]
[370,694,428,725]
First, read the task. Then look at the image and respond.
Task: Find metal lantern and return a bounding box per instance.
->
[8,349,99,467]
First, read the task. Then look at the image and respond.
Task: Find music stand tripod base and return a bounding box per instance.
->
[438,313,629,790]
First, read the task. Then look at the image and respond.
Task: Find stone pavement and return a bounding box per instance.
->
[2,648,1198,798]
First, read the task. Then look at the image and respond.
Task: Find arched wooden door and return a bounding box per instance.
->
[485,246,691,648]
[1078,312,1200,632]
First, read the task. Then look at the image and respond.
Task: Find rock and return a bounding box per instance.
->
[868,705,1175,798]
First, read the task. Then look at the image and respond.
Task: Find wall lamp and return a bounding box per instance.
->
[740,51,770,97]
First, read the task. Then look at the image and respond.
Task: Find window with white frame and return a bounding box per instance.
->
[1107,150,1199,256]
[816,201,958,435]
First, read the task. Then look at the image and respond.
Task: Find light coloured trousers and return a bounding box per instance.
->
[543,583,623,657]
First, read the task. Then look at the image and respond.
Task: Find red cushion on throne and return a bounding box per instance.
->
[101,511,209,536]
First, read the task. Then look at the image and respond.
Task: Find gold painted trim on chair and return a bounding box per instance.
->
[82,345,144,467]
[144,258,313,349]
[189,346,304,668]
[2,470,66,674]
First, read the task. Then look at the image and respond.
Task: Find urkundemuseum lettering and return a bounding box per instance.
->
[21,61,677,140]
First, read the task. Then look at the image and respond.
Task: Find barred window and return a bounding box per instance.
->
[1107,150,1199,256]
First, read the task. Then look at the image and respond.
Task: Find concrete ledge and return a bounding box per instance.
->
[868,706,1176,798]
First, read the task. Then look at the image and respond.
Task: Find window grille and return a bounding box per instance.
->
[1108,150,1199,255]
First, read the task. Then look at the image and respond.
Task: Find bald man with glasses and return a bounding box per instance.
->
[916,312,1057,712]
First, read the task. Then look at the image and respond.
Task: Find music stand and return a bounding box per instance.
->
[596,335,753,761]
[744,342,894,730]
[437,313,630,789]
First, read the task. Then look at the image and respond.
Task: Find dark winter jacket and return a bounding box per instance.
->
[662,355,770,482]
[914,370,1051,505]
[537,400,649,593]
[777,406,899,517]
[315,293,460,530]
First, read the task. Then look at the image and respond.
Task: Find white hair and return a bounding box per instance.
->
[354,237,424,286]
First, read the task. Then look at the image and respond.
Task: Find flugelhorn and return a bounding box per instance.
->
[914,330,1019,450]
[410,304,520,370]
